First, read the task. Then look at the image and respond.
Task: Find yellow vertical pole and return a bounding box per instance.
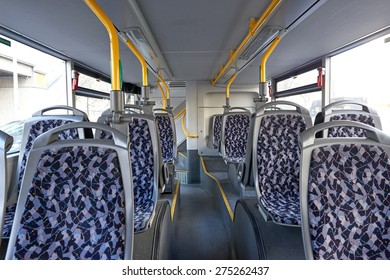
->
[84,0,121,90]
[157,81,166,109]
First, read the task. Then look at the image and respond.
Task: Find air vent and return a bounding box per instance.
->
[239,26,282,61]
[169,81,186,88]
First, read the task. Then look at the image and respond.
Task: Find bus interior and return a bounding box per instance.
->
[0,0,389,261]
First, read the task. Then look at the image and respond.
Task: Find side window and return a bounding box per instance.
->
[0,35,68,153]
[274,62,322,121]
[0,35,68,126]
[330,33,390,134]
[74,72,111,122]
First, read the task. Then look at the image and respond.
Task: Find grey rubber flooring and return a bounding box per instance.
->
[172,183,232,259]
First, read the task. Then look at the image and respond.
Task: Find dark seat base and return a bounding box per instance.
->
[232,198,305,260]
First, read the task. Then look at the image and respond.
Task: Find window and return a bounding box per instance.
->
[277,91,322,121]
[330,33,390,134]
[74,72,111,122]
[0,35,68,127]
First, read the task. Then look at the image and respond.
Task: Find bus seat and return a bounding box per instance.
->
[97,112,159,233]
[254,101,312,226]
[315,100,382,137]
[211,114,223,150]
[2,105,91,238]
[5,122,133,259]
[0,131,13,246]
[300,121,390,259]
[221,108,252,163]
[154,109,177,193]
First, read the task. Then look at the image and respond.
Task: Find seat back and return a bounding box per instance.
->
[221,108,252,163]
[154,109,176,164]
[207,114,223,150]
[300,121,390,259]
[97,112,159,232]
[6,122,133,259]
[0,130,13,245]
[3,106,90,238]
[253,101,312,225]
[320,100,382,137]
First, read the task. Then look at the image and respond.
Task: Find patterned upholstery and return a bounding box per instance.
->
[257,114,307,225]
[98,117,155,231]
[328,114,376,137]
[3,119,79,238]
[155,115,174,163]
[12,146,126,260]
[213,115,222,149]
[308,144,390,259]
[224,114,250,163]
[129,118,155,232]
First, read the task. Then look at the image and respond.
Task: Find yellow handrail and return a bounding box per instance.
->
[174,107,186,121]
[181,110,198,138]
[211,0,282,85]
[123,39,148,87]
[156,82,166,109]
[200,156,234,221]
[158,75,170,102]
[226,73,237,100]
[84,0,121,90]
[260,36,281,83]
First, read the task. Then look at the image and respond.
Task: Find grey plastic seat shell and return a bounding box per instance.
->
[0,130,13,246]
[252,101,312,225]
[300,120,390,259]
[220,107,253,164]
[97,110,160,233]
[6,122,134,259]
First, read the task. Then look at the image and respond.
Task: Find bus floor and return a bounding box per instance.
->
[171,183,232,260]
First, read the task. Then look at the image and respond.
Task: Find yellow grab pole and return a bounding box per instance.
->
[84,0,121,90]
[157,81,166,109]
[123,38,148,86]
[158,75,171,107]
[211,0,282,85]
[226,73,237,100]
[181,110,198,138]
[174,108,186,121]
[260,36,281,83]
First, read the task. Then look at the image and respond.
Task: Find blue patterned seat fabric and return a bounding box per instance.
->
[155,115,174,163]
[99,118,155,232]
[257,114,307,225]
[2,119,79,238]
[224,114,250,163]
[213,115,222,149]
[308,144,390,259]
[328,114,375,137]
[129,118,155,232]
[12,146,126,260]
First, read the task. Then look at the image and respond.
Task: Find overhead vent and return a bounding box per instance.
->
[169,81,186,88]
[238,26,282,61]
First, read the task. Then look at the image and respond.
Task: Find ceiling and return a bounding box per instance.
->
[0,0,389,87]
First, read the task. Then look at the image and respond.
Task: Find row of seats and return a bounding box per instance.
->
[210,99,389,259]
[0,104,177,259]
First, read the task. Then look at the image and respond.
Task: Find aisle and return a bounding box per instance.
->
[171,184,232,260]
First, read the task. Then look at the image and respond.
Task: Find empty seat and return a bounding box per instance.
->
[209,114,223,150]
[2,106,90,238]
[253,101,312,225]
[98,111,159,232]
[5,122,133,259]
[316,100,382,137]
[300,120,390,259]
[154,109,177,193]
[221,108,252,163]
[0,131,13,246]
